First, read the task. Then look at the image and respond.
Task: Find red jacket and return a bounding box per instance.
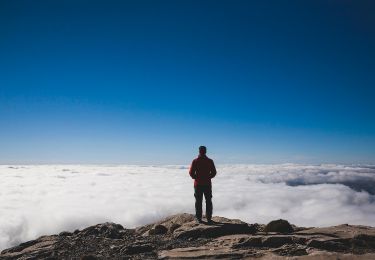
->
[189,155,217,186]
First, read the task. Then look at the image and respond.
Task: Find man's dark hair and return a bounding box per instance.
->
[199,146,207,155]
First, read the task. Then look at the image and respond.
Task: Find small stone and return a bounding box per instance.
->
[59,231,72,237]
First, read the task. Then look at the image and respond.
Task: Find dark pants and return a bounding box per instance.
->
[194,185,213,220]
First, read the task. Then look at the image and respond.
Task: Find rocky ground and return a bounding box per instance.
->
[1,213,375,259]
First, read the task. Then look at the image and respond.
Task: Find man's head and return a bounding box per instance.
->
[199,146,207,156]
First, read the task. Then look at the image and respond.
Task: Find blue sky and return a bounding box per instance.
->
[1,0,374,164]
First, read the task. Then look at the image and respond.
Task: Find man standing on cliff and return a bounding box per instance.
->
[189,146,217,224]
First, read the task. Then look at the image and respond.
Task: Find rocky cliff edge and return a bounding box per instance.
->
[1,213,375,259]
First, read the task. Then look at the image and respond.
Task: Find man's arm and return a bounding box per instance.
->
[189,160,197,179]
[210,160,217,178]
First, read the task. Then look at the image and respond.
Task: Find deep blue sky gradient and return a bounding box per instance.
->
[1,0,375,164]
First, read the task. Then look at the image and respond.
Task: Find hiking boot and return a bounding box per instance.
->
[195,217,202,223]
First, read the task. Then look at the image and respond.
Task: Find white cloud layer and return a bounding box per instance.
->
[0,164,375,250]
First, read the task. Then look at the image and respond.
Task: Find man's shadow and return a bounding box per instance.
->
[200,220,225,226]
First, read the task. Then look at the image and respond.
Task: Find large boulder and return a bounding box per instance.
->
[137,213,195,236]
[264,219,294,234]
[173,216,257,239]
[81,222,126,239]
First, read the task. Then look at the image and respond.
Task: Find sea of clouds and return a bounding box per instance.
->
[1,164,375,250]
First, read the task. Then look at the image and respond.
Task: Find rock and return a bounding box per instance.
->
[59,231,72,237]
[169,223,181,233]
[353,234,375,248]
[0,235,58,259]
[81,226,99,236]
[307,239,349,251]
[81,222,125,239]
[264,219,294,233]
[149,224,168,235]
[272,244,308,256]
[173,216,256,239]
[295,224,375,239]
[291,236,308,245]
[232,236,263,248]
[137,213,195,235]
[261,235,294,247]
